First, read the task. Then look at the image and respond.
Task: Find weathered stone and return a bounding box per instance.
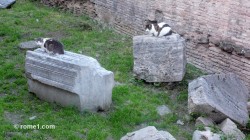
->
[29,116,37,120]
[192,128,221,140]
[133,34,186,82]
[219,118,245,140]
[188,73,249,126]
[0,0,15,8]
[120,126,176,140]
[19,41,40,50]
[157,105,171,116]
[195,117,214,127]
[176,120,184,125]
[25,48,114,112]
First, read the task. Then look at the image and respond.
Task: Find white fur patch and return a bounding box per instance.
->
[158,27,171,37]
[158,22,167,28]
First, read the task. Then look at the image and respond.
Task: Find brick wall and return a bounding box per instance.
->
[41,0,250,88]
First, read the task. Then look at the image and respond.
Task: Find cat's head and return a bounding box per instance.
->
[145,19,158,32]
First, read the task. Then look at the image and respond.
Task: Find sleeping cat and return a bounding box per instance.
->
[145,19,173,37]
[35,38,64,55]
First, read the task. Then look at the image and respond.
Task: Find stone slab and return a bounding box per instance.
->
[133,34,186,82]
[188,73,249,126]
[0,0,15,8]
[19,41,39,50]
[25,48,114,112]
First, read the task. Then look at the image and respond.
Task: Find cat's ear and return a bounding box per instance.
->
[143,20,148,28]
[144,19,157,24]
[151,20,158,23]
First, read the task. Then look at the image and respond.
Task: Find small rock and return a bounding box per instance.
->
[95,54,100,59]
[183,114,192,122]
[195,117,214,127]
[176,120,184,125]
[219,118,245,140]
[29,116,37,120]
[157,105,171,116]
[19,41,39,50]
[120,126,176,140]
[192,129,221,140]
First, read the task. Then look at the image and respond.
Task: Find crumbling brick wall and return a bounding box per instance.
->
[41,0,250,88]
[40,0,96,17]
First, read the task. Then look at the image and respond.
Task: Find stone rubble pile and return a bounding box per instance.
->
[188,73,248,139]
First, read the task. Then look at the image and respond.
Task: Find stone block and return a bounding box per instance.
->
[195,117,214,127]
[133,34,186,82]
[120,126,176,140]
[188,73,249,126]
[0,0,15,8]
[219,118,245,140]
[25,48,114,112]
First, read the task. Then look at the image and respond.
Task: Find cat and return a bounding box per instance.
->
[35,38,64,55]
[145,19,173,37]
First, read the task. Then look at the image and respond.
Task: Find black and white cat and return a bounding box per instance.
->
[145,20,173,37]
[35,38,64,55]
